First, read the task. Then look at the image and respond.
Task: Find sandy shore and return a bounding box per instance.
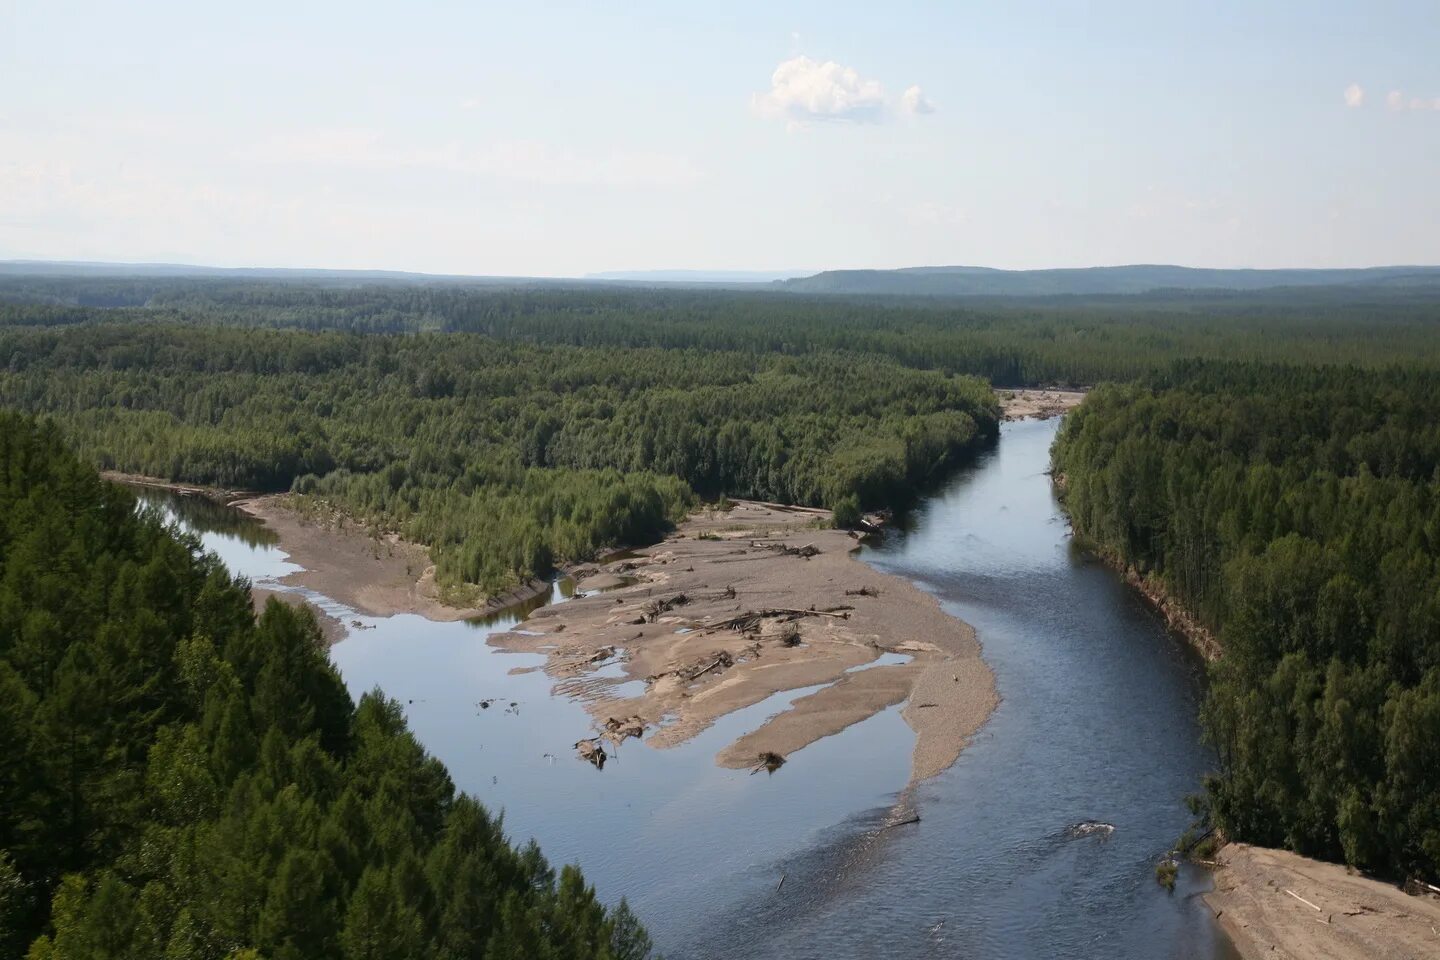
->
[234,494,491,622]
[488,500,997,783]
[1205,844,1440,959]
[1000,388,1087,420]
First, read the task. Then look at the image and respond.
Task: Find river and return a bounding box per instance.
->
[138,416,1236,960]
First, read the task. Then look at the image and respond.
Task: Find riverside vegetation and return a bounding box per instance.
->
[0,320,997,599]
[0,413,653,959]
[1054,362,1440,881]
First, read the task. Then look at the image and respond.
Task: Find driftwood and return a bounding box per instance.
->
[750,751,785,774]
[643,593,690,623]
[886,813,921,828]
[713,607,852,632]
[753,541,820,558]
[667,650,734,683]
[603,716,646,744]
[844,586,880,597]
[575,738,607,769]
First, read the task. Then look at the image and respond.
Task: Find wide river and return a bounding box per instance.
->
[144,417,1237,960]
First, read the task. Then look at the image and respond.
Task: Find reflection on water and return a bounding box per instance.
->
[133,487,279,547]
[123,421,1235,960]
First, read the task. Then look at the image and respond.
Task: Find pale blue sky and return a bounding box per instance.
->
[3,1,1437,275]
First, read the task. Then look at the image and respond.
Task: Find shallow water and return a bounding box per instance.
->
[138,417,1236,960]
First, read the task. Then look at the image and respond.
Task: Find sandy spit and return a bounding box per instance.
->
[233,494,491,622]
[1204,843,1440,960]
[999,388,1087,421]
[488,500,998,784]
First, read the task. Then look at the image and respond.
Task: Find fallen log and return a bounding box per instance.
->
[712,607,852,631]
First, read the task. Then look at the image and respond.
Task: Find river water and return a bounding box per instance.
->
[139,417,1236,960]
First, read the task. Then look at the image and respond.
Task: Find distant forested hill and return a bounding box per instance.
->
[776,264,1440,297]
[6,279,1440,384]
[0,412,652,959]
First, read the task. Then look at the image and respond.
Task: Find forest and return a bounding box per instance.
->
[7,277,1440,385]
[0,412,652,959]
[0,321,995,597]
[1053,362,1440,879]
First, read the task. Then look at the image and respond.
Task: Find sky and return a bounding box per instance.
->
[2,1,1438,276]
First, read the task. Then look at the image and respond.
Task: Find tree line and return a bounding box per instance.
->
[1052,361,1440,880]
[0,412,653,959]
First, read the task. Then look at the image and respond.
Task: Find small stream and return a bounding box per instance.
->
[136,417,1236,959]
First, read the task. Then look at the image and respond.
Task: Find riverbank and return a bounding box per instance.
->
[487,500,997,783]
[251,587,348,645]
[1071,538,1222,662]
[110,471,572,624]
[1205,843,1440,960]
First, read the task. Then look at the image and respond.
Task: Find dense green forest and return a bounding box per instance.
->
[5,280,1440,595]
[7,279,1440,385]
[0,322,994,597]
[1053,363,1440,879]
[0,412,652,959]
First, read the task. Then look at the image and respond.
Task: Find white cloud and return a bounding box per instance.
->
[901,85,937,115]
[1343,83,1364,108]
[752,55,887,125]
[1375,90,1440,113]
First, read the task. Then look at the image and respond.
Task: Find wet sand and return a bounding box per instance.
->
[1205,843,1440,960]
[488,500,998,783]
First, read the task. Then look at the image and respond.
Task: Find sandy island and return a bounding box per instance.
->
[488,500,998,783]
[1205,843,1440,960]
